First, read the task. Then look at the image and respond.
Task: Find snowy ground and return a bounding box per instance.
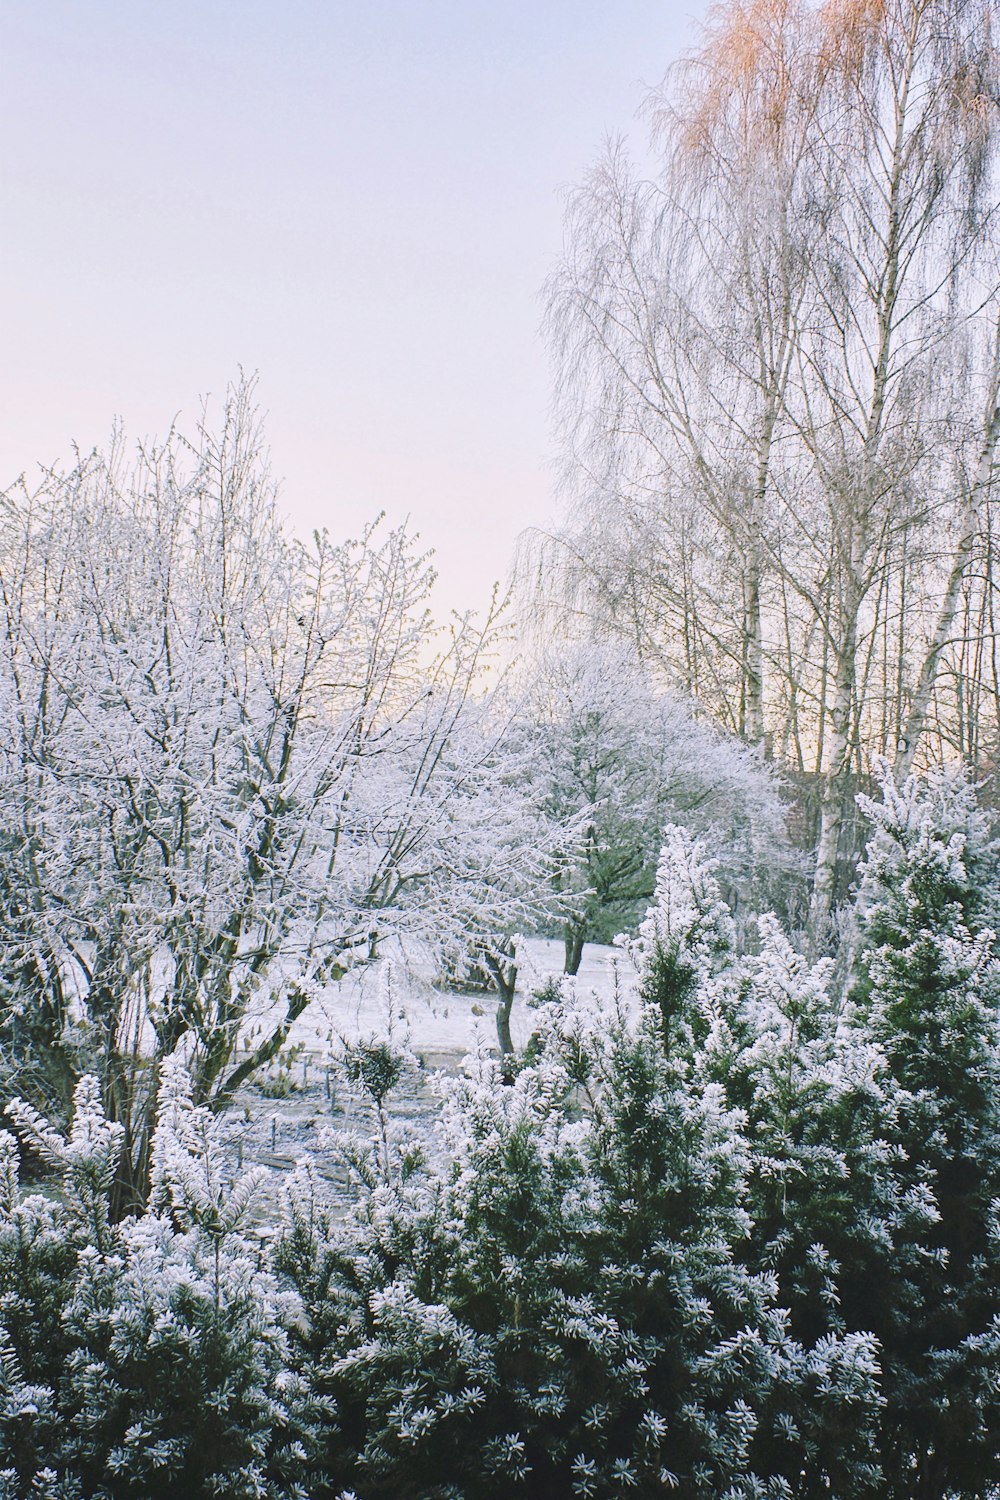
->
[218,937,631,1213]
[255,934,627,1065]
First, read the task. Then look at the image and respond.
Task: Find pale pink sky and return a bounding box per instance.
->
[2,1,701,616]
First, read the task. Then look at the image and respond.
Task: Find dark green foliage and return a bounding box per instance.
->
[848,771,1000,1500]
[340,1038,406,1106]
[1,776,999,1499]
[0,1071,298,1500]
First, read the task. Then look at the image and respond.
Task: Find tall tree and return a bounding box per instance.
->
[542,0,1000,946]
[0,383,553,1208]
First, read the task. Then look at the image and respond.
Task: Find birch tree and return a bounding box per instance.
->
[542,0,1000,947]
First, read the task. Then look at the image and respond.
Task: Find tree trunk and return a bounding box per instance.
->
[743,553,766,746]
[483,941,518,1061]
[563,926,585,975]
[743,399,777,747]
[106,1053,157,1221]
[496,990,515,1058]
[896,376,1000,775]
[808,609,859,953]
[912,1448,948,1500]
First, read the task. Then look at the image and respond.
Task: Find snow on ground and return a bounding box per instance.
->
[221,938,633,1212]
[245,935,630,1070]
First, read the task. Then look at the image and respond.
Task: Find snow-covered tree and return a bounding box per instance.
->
[514,643,797,972]
[0,1133,72,1490]
[407,697,577,1058]
[0,1068,298,1499]
[0,382,557,1207]
[697,914,930,1496]
[622,833,888,1495]
[850,768,1000,1500]
[621,824,736,1059]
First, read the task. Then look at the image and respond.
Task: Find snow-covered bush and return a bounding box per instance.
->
[849,768,1000,1499]
[0,1069,299,1499]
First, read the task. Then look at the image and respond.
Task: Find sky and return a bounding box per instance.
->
[2,1,702,617]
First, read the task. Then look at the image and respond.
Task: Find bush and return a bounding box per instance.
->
[1,774,997,1499]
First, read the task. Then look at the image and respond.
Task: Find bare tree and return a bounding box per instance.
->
[540,0,1000,947]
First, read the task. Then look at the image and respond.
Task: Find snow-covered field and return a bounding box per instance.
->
[220,938,632,1206]
[247,935,629,1069]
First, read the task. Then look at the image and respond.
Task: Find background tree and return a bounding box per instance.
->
[410,698,575,1057]
[540,0,1000,947]
[515,641,797,972]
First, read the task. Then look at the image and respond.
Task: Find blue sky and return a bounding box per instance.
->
[2,1,701,614]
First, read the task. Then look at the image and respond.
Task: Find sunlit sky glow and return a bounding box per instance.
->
[3,1,701,616]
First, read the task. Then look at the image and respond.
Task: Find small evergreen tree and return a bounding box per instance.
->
[0,1133,68,1491]
[851,768,1000,1500]
[627,838,886,1496]
[700,915,927,1496]
[0,1068,299,1499]
[621,825,736,1060]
